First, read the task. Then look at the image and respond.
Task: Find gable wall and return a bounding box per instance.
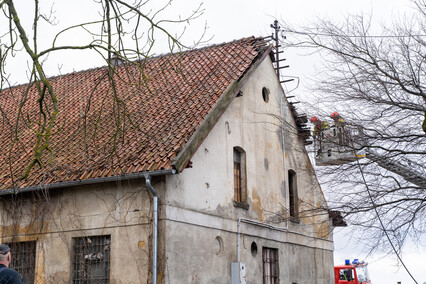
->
[163,57,334,283]
[0,55,333,284]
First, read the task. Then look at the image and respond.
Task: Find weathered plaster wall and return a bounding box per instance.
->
[0,55,334,284]
[164,56,334,283]
[166,56,289,221]
[0,179,159,283]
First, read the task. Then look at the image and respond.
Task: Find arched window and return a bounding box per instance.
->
[233,147,247,207]
[288,170,299,222]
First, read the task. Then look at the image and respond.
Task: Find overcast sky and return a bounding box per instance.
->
[3,0,424,283]
[186,2,425,282]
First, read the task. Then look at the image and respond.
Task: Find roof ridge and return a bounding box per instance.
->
[0,36,266,93]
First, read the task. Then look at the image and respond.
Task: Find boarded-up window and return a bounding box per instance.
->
[233,147,247,205]
[262,247,279,284]
[7,241,36,284]
[72,235,111,284]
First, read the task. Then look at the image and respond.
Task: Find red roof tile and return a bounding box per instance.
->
[0,37,269,190]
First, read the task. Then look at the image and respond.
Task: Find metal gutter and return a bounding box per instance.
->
[280,95,289,231]
[0,168,176,196]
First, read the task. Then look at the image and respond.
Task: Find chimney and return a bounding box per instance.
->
[109,54,124,67]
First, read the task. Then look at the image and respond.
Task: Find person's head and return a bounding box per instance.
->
[330,112,340,120]
[310,116,319,124]
[0,244,11,266]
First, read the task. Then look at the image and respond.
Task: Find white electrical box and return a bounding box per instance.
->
[231,262,246,284]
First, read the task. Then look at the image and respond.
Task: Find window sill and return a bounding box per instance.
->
[233,201,249,210]
[289,217,300,223]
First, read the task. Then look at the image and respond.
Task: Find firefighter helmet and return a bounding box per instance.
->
[330,112,340,119]
[310,116,319,123]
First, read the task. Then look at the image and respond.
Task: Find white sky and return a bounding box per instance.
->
[2,0,424,283]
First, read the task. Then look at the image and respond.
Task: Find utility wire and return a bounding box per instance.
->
[351,141,419,284]
[284,31,426,38]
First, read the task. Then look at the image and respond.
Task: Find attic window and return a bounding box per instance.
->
[233,147,248,209]
[262,87,270,103]
[288,170,299,223]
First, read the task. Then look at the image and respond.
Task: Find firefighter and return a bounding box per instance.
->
[311,116,329,138]
[330,112,346,145]
[310,116,329,156]
[330,112,345,127]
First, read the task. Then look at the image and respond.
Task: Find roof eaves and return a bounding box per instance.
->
[0,168,176,196]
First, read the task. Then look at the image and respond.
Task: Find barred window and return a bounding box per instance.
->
[262,247,279,284]
[6,241,36,284]
[72,235,111,284]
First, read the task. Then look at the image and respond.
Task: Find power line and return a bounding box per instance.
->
[352,142,419,284]
[284,31,426,39]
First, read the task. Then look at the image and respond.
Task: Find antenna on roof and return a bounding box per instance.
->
[270,20,289,79]
[270,20,311,145]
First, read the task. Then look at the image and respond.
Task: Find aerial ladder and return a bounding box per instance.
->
[313,121,426,188]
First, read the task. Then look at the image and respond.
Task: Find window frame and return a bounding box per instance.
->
[233,147,248,209]
[288,170,299,222]
[6,240,36,284]
[72,235,111,284]
[262,247,279,284]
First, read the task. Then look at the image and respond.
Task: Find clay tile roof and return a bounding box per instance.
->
[0,36,270,191]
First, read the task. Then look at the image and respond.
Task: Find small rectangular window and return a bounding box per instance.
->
[288,170,299,222]
[262,247,279,284]
[234,149,242,203]
[6,241,36,284]
[72,235,111,284]
[233,147,248,209]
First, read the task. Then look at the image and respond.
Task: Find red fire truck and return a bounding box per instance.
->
[334,259,372,284]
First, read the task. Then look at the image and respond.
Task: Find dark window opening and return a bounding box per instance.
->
[262,87,270,103]
[234,149,242,202]
[288,170,299,222]
[6,241,36,284]
[262,247,279,284]
[251,242,258,257]
[72,235,111,284]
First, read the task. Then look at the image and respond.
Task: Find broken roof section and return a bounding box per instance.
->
[0,37,271,191]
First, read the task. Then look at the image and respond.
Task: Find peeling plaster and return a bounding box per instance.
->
[315,221,331,239]
[47,271,68,283]
[0,221,50,240]
[251,187,264,221]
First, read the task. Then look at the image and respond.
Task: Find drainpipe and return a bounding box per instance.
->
[280,95,289,230]
[237,217,287,262]
[145,176,158,284]
[0,167,175,284]
[237,218,241,262]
